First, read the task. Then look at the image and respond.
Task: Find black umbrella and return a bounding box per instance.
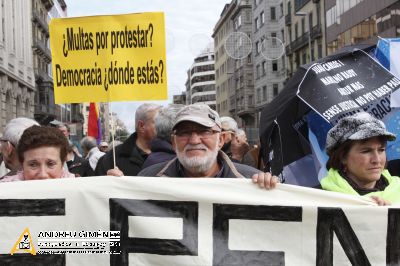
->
[259,44,376,180]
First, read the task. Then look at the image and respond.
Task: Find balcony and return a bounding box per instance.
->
[34,68,51,82]
[42,0,54,11]
[32,41,52,63]
[237,105,255,116]
[58,0,67,10]
[229,96,236,112]
[294,0,311,12]
[288,33,309,53]
[285,44,292,55]
[32,11,49,36]
[310,24,322,40]
[285,14,292,26]
[34,102,56,125]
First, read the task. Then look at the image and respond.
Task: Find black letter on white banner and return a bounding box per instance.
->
[109,199,198,266]
[316,207,370,266]
[213,204,302,266]
[387,208,400,265]
[0,199,65,265]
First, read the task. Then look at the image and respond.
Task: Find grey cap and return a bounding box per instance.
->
[173,104,221,129]
[99,141,108,147]
[326,112,396,152]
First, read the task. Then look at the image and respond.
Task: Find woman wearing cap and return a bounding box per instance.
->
[321,112,400,205]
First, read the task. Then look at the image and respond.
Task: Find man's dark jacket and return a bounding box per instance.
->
[141,138,176,169]
[95,133,147,176]
[67,156,94,177]
[138,151,259,178]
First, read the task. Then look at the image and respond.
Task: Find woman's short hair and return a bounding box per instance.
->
[326,136,387,171]
[17,126,69,163]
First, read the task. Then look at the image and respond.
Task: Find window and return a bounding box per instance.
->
[270,7,276,20]
[256,41,261,54]
[272,60,278,71]
[257,88,261,103]
[301,18,305,35]
[234,15,242,29]
[262,61,266,75]
[255,17,260,31]
[247,53,252,63]
[295,23,298,39]
[271,32,277,46]
[273,84,279,96]
[248,95,253,105]
[263,86,267,100]
[256,64,261,79]
[260,11,265,25]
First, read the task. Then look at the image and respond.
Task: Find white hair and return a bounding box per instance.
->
[236,128,246,137]
[2,117,39,146]
[155,104,184,140]
[80,136,97,151]
[135,103,162,130]
[220,116,238,133]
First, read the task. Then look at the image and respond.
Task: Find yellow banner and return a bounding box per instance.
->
[49,12,167,103]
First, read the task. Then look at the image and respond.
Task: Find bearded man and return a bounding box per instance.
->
[138,104,277,189]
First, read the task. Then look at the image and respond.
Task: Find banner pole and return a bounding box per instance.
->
[109,103,117,169]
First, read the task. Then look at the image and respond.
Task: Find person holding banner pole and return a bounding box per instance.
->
[95,103,161,177]
[0,126,74,182]
[138,104,279,189]
[321,112,400,205]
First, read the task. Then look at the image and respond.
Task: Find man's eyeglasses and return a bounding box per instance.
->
[174,129,221,140]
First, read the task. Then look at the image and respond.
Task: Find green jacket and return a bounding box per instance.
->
[321,169,400,203]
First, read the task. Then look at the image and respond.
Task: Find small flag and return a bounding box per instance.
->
[88,102,102,144]
[375,38,400,107]
[375,37,400,78]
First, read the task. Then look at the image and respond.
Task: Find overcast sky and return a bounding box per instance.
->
[65,0,228,132]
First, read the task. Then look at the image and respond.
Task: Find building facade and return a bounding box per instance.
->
[185,44,216,110]
[173,91,186,105]
[213,0,257,142]
[213,3,234,117]
[325,0,400,55]
[32,0,56,125]
[253,0,286,132]
[0,0,36,130]
[284,0,326,78]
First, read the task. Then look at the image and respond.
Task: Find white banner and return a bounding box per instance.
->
[0,176,398,265]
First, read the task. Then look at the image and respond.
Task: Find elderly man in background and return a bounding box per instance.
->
[96,103,161,176]
[220,117,251,164]
[57,123,70,139]
[220,116,238,156]
[141,104,183,169]
[98,141,109,153]
[80,136,105,171]
[0,117,39,179]
[139,104,277,189]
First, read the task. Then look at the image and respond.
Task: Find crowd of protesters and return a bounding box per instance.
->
[0,102,398,204]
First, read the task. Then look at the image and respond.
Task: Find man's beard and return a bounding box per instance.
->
[176,143,219,175]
